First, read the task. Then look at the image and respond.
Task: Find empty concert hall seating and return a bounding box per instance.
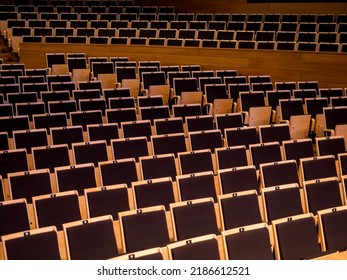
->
[32,191,81,231]
[249,142,282,170]
[119,205,171,253]
[225,126,259,149]
[272,213,333,260]
[316,136,346,159]
[122,120,151,140]
[85,184,131,220]
[32,144,70,173]
[132,177,176,210]
[99,159,139,188]
[262,184,304,223]
[300,155,338,182]
[176,171,218,202]
[0,198,30,237]
[8,169,52,203]
[2,226,61,260]
[112,136,149,161]
[215,146,249,170]
[63,215,119,260]
[218,165,259,194]
[222,223,274,260]
[260,160,300,188]
[178,149,214,175]
[151,133,187,156]
[303,177,343,215]
[139,153,177,181]
[218,190,262,230]
[50,126,84,149]
[0,149,29,179]
[170,197,219,241]
[3,2,347,260]
[317,206,347,252]
[167,234,221,260]
[55,163,97,195]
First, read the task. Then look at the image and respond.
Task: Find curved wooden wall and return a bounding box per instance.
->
[135,0,347,14]
[20,43,347,88]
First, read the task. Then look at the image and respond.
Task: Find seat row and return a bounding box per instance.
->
[2,5,347,24]
[1,185,347,260]
[1,130,347,201]
[5,19,347,33]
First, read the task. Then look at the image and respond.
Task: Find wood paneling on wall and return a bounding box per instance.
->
[135,0,347,14]
[20,43,347,88]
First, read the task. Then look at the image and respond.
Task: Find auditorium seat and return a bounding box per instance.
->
[8,169,52,203]
[176,171,218,202]
[32,191,81,231]
[0,198,30,237]
[222,223,274,260]
[55,163,97,195]
[111,136,149,161]
[72,140,109,167]
[167,234,221,260]
[63,215,119,260]
[303,177,343,215]
[317,205,347,252]
[262,184,304,223]
[132,177,176,210]
[119,205,171,253]
[32,144,70,173]
[178,149,214,175]
[272,213,333,260]
[170,197,219,241]
[2,226,61,260]
[139,153,178,181]
[85,184,131,220]
[300,155,338,182]
[218,165,259,194]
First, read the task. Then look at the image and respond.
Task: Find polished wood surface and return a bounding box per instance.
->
[136,0,347,13]
[20,43,347,88]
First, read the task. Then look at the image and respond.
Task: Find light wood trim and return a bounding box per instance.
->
[20,43,347,89]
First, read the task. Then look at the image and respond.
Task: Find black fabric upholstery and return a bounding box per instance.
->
[220,168,259,194]
[122,210,170,253]
[276,216,321,260]
[141,156,177,181]
[36,194,81,231]
[33,146,70,173]
[302,157,337,181]
[134,180,175,210]
[100,160,138,187]
[173,201,219,241]
[88,187,130,220]
[251,144,282,169]
[262,162,300,188]
[221,194,262,230]
[178,173,217,202]
[74,142,108,166]
[264,187,303,222]
[112,138,149,161]
[0,150,28,179]
[179,151,214,175]
[171,238,220,260]
[217,147,248,170]
[5,231,61,260]
[306,179,342,215]
[226,227,274,260]
[57,165,97,195]
[67,219,118,260]
[10,172,51,203]
[322,209,347,252]
[0,201,30,236]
